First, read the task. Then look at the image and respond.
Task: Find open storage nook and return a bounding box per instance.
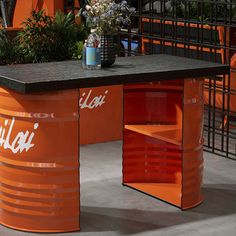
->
[123,79,204,209]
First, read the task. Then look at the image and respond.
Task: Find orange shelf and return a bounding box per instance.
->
[124,183,181,207]
[125,124,182,146]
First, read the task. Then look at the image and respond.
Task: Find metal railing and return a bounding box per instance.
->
[121,0,236,159]
[68,0,235,159]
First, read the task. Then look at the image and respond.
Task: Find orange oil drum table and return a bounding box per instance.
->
[0,55,229,233]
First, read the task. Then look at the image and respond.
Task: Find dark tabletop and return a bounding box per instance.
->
[0,54,229,94]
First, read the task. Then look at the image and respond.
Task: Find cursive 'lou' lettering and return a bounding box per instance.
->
[79,89,109,109]
[0,118,39,154]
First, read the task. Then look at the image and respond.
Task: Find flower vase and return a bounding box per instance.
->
[100,35,116,67]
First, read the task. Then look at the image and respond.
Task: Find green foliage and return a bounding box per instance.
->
[14,10,87,64]
[0,29,18,64]
[17,10,53,63]
[49,11,85,61]
[72,41,84,60]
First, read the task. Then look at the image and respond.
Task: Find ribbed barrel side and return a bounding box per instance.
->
[182,78,204,209]
[123,131,182,184]
[123,81,184,207]
[0,88,80,233]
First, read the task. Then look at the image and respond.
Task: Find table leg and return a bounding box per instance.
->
[0,88,80,232]
[123,78,204,209]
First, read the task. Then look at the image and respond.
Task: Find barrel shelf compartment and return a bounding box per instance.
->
[124,124,182,146]
[123,79,204,209]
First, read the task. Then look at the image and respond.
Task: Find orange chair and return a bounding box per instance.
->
[12,0,65,28]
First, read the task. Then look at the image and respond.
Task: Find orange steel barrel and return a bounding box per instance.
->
[123,79,204,209]
[0,87,80,233]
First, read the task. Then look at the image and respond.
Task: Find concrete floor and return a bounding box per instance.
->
[1,141,236,236]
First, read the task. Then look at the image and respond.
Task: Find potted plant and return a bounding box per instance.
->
[80,0,135,66]
[0,10,86,64]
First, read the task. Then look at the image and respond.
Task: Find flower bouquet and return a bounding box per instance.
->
[80,0,135,67]
[81,0,136,35]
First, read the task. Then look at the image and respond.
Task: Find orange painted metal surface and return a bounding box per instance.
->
[125,124,182,145]
[123,80,183,207]
[182,78,204,209]
[123,79,204,209]
[79,86,123,145]
[123,132,183,206]
[12,0,65,28]
[123,81,183,126]
[0,87,80,232]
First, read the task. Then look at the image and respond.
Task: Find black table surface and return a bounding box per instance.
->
[0,54,229,94]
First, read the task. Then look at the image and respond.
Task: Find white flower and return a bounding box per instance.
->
[82,0,135,35]
[85,5,92,11]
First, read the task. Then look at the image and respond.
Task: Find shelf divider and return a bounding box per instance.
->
[125,124,182,146]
